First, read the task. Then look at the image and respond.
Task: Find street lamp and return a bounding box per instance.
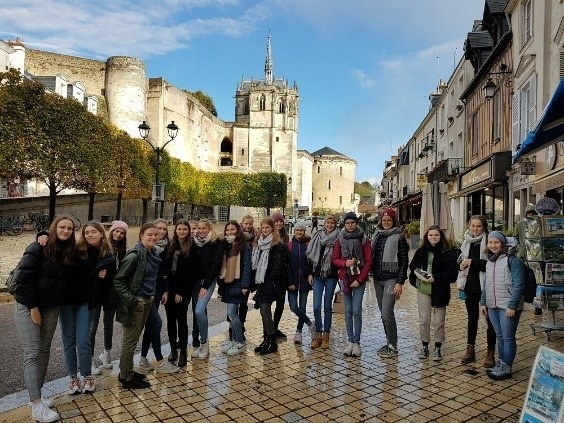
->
[319,197,327,214]
[138,120,179,219]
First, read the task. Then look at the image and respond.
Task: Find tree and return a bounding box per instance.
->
[187,90,218,117]
[354,181,375,197]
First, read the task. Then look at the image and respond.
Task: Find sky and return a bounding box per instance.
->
[1,0,486,185]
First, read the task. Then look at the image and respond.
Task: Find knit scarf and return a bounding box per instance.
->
[252,234,272,285]
[154,238,168,255]
[306,227,338,278]
[220,238,241,283]
[371,227,402,273]
[460,230,487,287]
[193,232,212,247]
[338,227,366,267]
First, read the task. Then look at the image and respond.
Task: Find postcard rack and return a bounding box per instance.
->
[530,286,564,341]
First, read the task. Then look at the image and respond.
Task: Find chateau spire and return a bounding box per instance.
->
[264,32,273,84]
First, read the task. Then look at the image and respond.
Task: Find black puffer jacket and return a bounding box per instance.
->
[254,243,288,303]
[72,248,116,309]
[190,240,223,289]
[465,242,487,294]
[13,242,77,308]
[371,231,410,284]
[163,248,193,298]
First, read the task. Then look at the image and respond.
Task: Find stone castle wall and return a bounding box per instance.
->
[312,157,356,213]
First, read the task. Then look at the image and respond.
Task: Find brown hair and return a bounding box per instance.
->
[139,222,158,241]
[468,215,489,233]
[224,220,246,254]
[77,221,112,259]
[421,225,451,251]
[255,218,281,246]
[44,215,78,265]
[168,219,192,258]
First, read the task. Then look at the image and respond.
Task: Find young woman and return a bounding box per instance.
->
[287,222,315,344]
[188,219,200,347]
[370,208,409,358]
[190,219,222,359]
[332,212,373,358]
[409,226,458,361]
[218,220,252,356]
[307,215,339,349]
[270,212,288,339]
[13,216,78,422]
[113,223,161,389]
[90,220,128,373]
[252,218,288,355]
[459,215,497,367]
[480,231,525,380]
[163,220,194,367]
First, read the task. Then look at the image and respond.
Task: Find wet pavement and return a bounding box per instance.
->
[1,230,563,422]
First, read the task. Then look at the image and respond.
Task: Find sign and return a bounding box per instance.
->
[460,161,491,190]
[416,174,427,189]
[520,161,536,175]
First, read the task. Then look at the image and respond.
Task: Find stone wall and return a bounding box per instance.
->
[312,157,356,213]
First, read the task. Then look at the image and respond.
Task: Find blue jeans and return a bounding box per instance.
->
[374,278,398,347]
[89,301,117,354]
[60,304,92,377]
[192,279,216,344]
[488,307,522,366]
[141,298,164,360]
[288,290,312,331]
[341,281,366,344]
[227,303,244,343]
[313,277,338,333]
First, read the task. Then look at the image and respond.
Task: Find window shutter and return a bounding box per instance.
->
[560,50,564,80]
[512,91,521,152]
[528,73,537,131]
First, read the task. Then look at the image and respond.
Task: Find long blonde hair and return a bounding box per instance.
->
[198,219,219,242]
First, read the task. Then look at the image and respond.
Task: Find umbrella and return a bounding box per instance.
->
[420,183,434,238]
[439,182,454,239]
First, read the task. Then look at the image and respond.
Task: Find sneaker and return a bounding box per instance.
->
[196,342,209,359]
[121,377,151,390]
[82,376,96,393]
[99,350,113,369]
[343,342,354,357]
[41,398,54,408]
[487,361,512,380]
[275,329,287,339]
[227,342,247,356]
[377,345,390,356]
[418,346,429,359]
[221,341,235,354]
[191,346,201,359]
[307,320,316,338]
[155,361,180,374]
[68,377,81,395]
[380,345,398,358]
[351,343,362,357]
[432,347,442,361]
[486,359,502,376]
[31,401,60,423]
[138,356,154,371]
[293,331,302,344]
[91,364,102,376]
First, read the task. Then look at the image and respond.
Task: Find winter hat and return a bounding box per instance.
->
[488,231,507,244]
[525,205,537,215]
[109,220,128,234]
[381,208,396,221]
[343,212,358,223]
[294,222,307,231]
[270,212,284,222]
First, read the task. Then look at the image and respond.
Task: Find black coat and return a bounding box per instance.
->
[190,240,223,289]
[409,246,459,307]
[371,231,410,284]
[465,242,487,294]
[163,248,193,298]
[73,249,116,309]
[254,243,288,303]
[13,242,77,309]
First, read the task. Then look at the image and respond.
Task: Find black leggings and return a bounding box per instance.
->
[165,297,190,349]
[465,291,496,349]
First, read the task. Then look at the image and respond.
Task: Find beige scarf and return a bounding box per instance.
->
[220,242,241,283]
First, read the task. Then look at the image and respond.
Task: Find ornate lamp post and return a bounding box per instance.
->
[319,197,327,214]
[138,120,179,219]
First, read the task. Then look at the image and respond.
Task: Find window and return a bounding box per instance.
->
[259,94,266,111]
[244,100,249,114]
[328,180,331,190]
[277,99,285,113]
[523,0,532,46]
[560,50,564,79]
[513,74,537,150]
[471,113,478,156]
[317,166,320,174]
[339,166,343,176]
[339,195,342,205]
[276,136,279,142]
[241,148,245,155]
[492,90,501,143]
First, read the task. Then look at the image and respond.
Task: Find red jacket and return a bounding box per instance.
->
[332,236,372,295]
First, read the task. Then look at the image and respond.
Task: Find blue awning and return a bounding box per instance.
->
[513,78,564,163]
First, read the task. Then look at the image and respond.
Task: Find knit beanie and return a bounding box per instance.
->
[270,212,284,223]
[488,230,507,244]
[294,222,307,231]
[109,220,128,234]
[343,212,358,223]
[381,208,396,221]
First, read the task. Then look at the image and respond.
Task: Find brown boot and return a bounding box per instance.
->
[320,332,330,349]
[461,344,476,364]
[311,332,322,348]
[483,348,495,368]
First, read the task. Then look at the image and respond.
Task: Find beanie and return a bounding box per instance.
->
[294,222,307,231]
[270,212,284,223]
[382,208,396,221]
[109,220,128,234]
[488,230,507,244]
[343,212,358,223]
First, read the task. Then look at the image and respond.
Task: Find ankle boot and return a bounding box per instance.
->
[260,335,278,355]
[177,349,187,367]
[321,332,330,349]
[483,348,495,368]
[254,336,267,353]
[311,332,322,349]
[168,348,178,363]
[461,344,476,364]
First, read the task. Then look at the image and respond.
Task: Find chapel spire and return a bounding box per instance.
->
[264,32,273,84]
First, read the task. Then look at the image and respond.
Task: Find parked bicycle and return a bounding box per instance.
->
[22,211,50,232]
[0,216,24,236]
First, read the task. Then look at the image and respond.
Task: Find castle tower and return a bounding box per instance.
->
[7,37,25,74]
[233,34,299,206]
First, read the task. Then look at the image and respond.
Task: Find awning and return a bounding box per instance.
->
[513,78,564,163]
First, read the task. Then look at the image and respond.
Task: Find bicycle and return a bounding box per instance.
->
[0,216,24,236]
[22,211,50,232]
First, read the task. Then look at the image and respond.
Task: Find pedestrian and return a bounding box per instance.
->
[480,231,525,380]
[190,219,223,359]
[188,219,201,347]
[409,225,458,361]
[114,222,161,389]
[172,211,184,225]
[270,212,288,339]
[311,215,318,234]
[514,205,540,315]
[218,220,252,356]
[90,220,128,373]
[332,212,373,357]
[370,208,409,358]
[241,214,258,244]
[13,216,78,422]
[458,215,497,368]
[307,215,339,349]
[252,218,289,355]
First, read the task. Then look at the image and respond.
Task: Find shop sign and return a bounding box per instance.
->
[460,161,491,190]
[520,161,536,175]
[416,174,427,189]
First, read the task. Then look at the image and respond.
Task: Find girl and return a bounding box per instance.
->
[218,220,252,356]
[270,212,288,339]
[409,225,458,361]
[287,222,315,344]
[114,223,161,389]
[370,208,408,358]
[190,219,222,359]
[332,212,373,358]
[480,231,525,380]
[163,220,193,367]
[252,218,288,355]
[459,215,497,367]
[13,216,78,422]
[307,215,339,349]
[90,220,128,373]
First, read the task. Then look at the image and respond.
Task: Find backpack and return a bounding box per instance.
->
[6,264,22,295]
[508,255,537,303]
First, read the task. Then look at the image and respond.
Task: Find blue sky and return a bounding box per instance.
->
[1,0,485,184]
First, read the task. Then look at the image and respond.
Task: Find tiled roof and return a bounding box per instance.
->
[466,31,493,49]
[311,146,346,157]
[485,0,506,14]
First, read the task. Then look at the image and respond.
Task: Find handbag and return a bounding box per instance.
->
[6,265,21,295]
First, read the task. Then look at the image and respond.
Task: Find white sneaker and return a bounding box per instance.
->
[196,342,209,359]
[343,342,354,356]
[155,361,180,373]
[191,346,201,359]
[99,350,113,369]
[67,377,81,395]
[307,320,316,338]
[227,342,247,356]
[42,398,54,408]
[91,364,102,376]
[31,401,60,422]
[138,356,154,370]
[293,331,302,344]
[351,343,362,357]
[82,376,96,393]
[221,341,235,354]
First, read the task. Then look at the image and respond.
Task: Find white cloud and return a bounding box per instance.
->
[352,68,375,88]
[380,60,404,71]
